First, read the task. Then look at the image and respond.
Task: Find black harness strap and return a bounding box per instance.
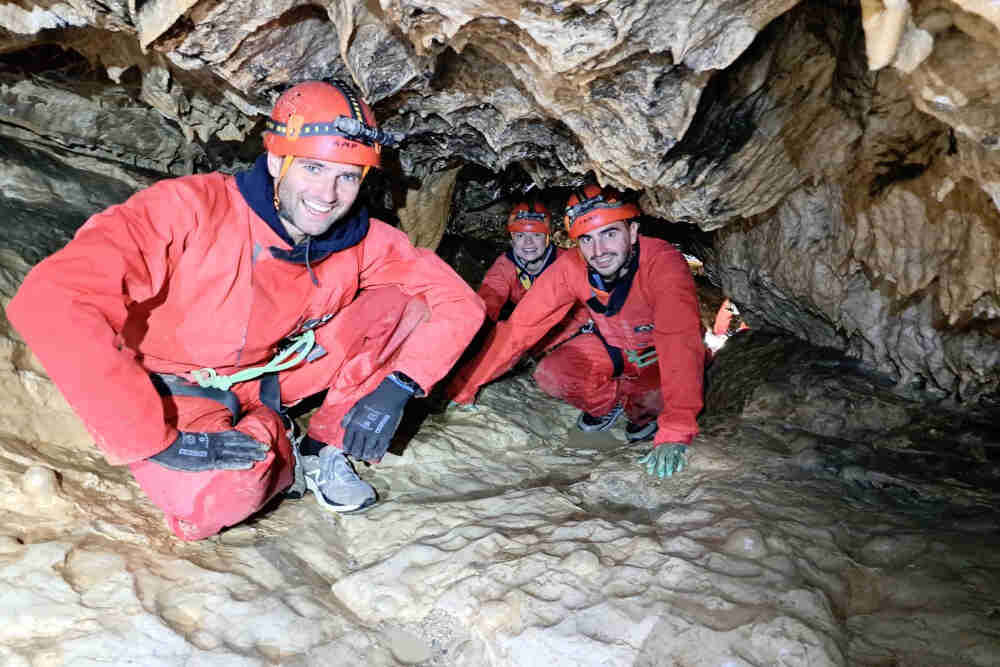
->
[542,320,624,378]
[585,240,640,318]
[259,372,294,431]
[589,322,625,378]
[150,373,241,427]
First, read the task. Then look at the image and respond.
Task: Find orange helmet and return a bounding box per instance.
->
[563,184,641,239]
[507,201,551,234]
[263,80,390,169]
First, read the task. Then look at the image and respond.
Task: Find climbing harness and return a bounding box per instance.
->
[189,330,317,391]
[626,347,658,368]
[150,373,242,426]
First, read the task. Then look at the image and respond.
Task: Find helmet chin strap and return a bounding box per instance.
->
[273,154,296,211]
[273,154,311,243]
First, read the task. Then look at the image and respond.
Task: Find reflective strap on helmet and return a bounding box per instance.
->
[265,117,404,147]
[566,195,626,223]
[514,210,547,222]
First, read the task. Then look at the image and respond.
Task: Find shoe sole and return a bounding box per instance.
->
[303,473,377,514]
[576,404,624,432]
[625,423,657,443]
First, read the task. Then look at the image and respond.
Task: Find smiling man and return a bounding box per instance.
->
[450,185,705,479]
[452,200,592,401]
[477,201,556,322]
[6,80,484,539]
[476,200,590,331]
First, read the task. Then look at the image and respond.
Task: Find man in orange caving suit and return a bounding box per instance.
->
[450,185,704,478]
[469,198,591,368]
[7,80,484,539]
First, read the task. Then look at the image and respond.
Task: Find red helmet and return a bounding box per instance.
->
[263,80,382,168]
[507,201,551,234]
[563,184,640,239]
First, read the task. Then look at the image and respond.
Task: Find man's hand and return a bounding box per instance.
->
[341,374,414,462]
[150,431,270,472]
[637,443,688,479]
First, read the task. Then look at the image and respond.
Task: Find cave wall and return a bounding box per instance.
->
[708,1,1000,400]
[0,0,997,401]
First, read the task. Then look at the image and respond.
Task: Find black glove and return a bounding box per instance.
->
[341,373,416,462]
[149,430,270,472]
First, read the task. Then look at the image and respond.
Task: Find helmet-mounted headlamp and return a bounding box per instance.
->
[264,115,405,148]
[513,210,547,222]
[564,193,612,222]
[507,201,552,235]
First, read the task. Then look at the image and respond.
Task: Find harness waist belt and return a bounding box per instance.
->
[150,373,241,426]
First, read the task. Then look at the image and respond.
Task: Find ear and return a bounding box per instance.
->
[629,220,640,244]
[266,152,283,178]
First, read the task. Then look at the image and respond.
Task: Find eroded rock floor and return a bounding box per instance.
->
[1,327,999,666]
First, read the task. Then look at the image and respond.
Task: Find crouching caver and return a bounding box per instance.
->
[6,80,484,540]
[466,199,591,361]
[449,185,704,479]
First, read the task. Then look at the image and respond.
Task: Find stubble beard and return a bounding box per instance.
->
[278,194,342,244]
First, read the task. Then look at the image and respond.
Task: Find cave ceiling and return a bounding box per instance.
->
[0,0,998,402]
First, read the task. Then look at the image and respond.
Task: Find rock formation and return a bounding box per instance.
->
[2,0,996,400]
[1,0,999,664]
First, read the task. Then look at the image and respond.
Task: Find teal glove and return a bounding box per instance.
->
[638,443,688,479]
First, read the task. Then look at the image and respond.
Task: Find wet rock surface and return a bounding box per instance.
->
[2,0,1000,663]
[3,265,999,664]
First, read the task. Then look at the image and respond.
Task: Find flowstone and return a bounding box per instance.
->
[2,301,999,664]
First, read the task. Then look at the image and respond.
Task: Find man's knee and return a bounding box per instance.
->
[130,446,293,541]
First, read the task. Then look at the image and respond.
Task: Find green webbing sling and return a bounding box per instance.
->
[626,347,658,368]
[189,330,316,391]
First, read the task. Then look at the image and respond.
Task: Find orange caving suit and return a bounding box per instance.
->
[477,247,591,349]
[6,157,484,540]
[452,237,704,446]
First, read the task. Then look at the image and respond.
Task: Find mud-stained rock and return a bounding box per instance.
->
[398,166,461,250]
[0,325,998,664]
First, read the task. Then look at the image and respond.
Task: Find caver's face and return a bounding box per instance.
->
[268,153,363,243]
[511,231,548,264]
[576,220,638,279]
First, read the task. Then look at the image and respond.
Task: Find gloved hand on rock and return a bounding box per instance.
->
[637,443,688,479]
[341,373,416,462]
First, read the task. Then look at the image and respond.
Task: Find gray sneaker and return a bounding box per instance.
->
[625,420,658,443]
[303,446,377,513]
[576,402,624,432]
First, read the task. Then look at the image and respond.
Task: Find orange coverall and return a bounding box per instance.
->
[452,237,704,445]
[477,247,591,346]
[7,166,483,539]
